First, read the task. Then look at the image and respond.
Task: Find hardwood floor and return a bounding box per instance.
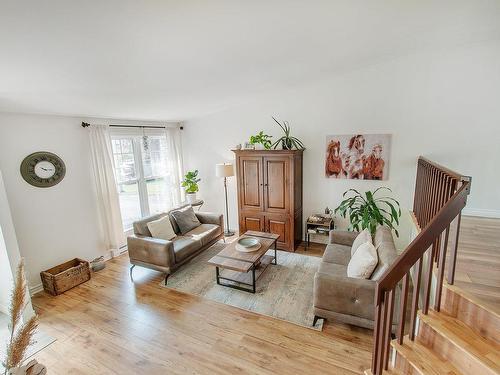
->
[452,216,500,312]
[31,250,373,374]
[30,215,499,374]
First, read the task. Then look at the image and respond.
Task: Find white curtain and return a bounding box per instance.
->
[88,125,126,252]
[165,126,184,206]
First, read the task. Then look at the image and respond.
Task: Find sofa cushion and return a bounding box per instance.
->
[351,228,372,256]
[347,242,378,279]
[317,261,347,277]
[170,206,201,235]
[370,226,398,281]
[185,224,221,246]
[172,236,202,263]
[314,262,376,320]
[147,215,177,241]
[133,212,167,236]
[322,244,351,266]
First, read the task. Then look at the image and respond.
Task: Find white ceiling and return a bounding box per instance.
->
[1,0,499,121]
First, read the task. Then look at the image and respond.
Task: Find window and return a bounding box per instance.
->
[111,129,173,231]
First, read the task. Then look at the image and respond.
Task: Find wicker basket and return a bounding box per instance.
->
[40,258,91,296]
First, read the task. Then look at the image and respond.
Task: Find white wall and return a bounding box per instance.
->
[0,170,34,317]
[0,113,171,290]
[182,40,500,232]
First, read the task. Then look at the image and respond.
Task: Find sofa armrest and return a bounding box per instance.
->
[127,235,176,268]
[313,271,376,321]
[196,212,224,229]
[329,230,359,246]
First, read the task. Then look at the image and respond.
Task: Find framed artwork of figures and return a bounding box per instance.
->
[325,134,392,180]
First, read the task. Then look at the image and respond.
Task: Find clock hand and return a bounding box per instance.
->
[41,167,54,171]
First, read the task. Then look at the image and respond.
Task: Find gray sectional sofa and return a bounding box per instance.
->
[127,206,224,284]
[313,226,399,329]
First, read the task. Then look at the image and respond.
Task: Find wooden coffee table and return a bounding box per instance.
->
[207,231,279,293]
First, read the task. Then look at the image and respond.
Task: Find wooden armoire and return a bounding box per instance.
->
[233,149,303,251]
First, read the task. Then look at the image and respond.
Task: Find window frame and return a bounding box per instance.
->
[110,128,169,232]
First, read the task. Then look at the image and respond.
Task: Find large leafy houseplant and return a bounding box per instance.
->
[181,170,200,193]
[334,187,401,236]
[271,117,305,150]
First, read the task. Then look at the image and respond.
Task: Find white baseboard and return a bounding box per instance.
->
[29,283,44,296]
[463,208,500,218]
[29,248,128,296]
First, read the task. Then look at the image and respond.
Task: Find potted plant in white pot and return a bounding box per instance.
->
[182,170,200,203]
[249,131,272,150]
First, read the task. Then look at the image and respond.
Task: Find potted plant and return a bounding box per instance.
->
[334,187,401,236]
[249,131,272,150]
[182,170,201,203]
[271,117,305,150]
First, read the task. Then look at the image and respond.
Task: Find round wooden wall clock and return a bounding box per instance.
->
[20,151,66,188]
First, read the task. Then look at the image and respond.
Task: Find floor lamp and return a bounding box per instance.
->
[216,163,235,237]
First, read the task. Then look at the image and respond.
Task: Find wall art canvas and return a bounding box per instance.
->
[325,134,391,180]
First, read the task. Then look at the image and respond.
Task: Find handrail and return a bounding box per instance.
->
[376,181,470,301]
[370,157,471,375]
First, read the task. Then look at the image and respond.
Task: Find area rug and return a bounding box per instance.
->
[160,242,324,331]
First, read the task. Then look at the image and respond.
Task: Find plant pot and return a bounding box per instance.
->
[186,192,197,203]
[254,143,265,150]
[282,138,293,150]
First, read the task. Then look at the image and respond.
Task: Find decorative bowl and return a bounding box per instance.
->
[237,237,259,248]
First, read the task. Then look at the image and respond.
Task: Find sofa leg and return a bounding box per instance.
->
[313,315,321,327]
[129,265,136,282]
[164,274,170,285]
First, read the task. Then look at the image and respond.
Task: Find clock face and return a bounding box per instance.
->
[20,152,66,188]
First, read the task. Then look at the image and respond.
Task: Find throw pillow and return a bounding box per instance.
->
[170,206,201,234]
[147,215,177,241]
[351,228,372,256]
[347,241,378,279]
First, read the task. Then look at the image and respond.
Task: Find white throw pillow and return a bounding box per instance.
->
[147,215,176,241]
[351,228,372,256]
[347,241,378,279]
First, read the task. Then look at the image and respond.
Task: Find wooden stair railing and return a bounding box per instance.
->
[371,157,471,375]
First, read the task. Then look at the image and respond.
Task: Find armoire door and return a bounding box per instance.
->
[240,212,264,232]
[263,156,290,214]
[265,214,290,249]
[238,156,264,211]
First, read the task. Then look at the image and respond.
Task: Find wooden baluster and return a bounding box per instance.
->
[371,301,383,375]
[376,294,388,375]
[397,273,410,345]
[447,212,462,285]
[383,289,395,370]
[422,243,437,314]
[445,179,459,284]
[413,161,423,214]
[434,225,450,311]
[423,166,432,226]
[433,172,445,262]
[409,258,422,340]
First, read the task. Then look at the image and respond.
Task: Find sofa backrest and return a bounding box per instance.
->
[370,226,398,281]
[132,203,190,236]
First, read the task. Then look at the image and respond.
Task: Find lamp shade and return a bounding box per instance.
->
[216,163,234,177]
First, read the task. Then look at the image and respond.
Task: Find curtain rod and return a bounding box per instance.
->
[81,122,183,130]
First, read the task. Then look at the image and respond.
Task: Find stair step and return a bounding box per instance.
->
[391,337,463,375]
[442,282,500,345]
[418,310,500,375]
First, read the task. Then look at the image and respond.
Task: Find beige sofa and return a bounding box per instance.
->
[313,226,399,329]
[128,206,224,285]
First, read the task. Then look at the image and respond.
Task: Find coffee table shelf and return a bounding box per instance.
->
[207,231,279,293]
